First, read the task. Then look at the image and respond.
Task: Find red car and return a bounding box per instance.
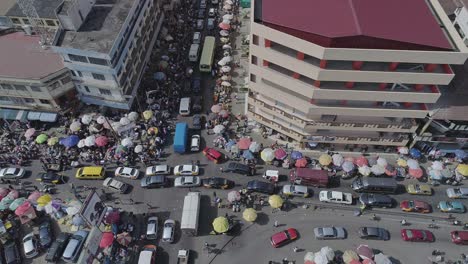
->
[270,228,298,248]
[401,229,434,242]
[203,147,222,163]
[400,200,431,213]
[451,231,468,245]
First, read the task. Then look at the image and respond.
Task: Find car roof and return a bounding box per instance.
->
[453,231,468,240]
[182,165,194,170]
[271,231,288,243]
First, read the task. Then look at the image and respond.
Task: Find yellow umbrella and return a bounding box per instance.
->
[143,110,153,120]
[342,250,359,263]
[242,208,257,222]
[319,154,332,166]
[147,127,158,135]
[37,194,52,206]
[397,158,407,167]
[268,195,283,209]
[212,217,230,233]
[47,137,59,146]
[457,164,468,177]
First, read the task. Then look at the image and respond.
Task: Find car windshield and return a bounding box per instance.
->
[447,201,452,207]
[13,168,19,174]
[130,169,136,175]
[284,231,291,240]
[454,188,462,195]
[421,231,427,240]
[327,191,332,199]
[406,230,413,238]
[408,201,414,207]
[415,185,420,192]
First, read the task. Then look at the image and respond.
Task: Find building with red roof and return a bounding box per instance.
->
[247,0,468,150]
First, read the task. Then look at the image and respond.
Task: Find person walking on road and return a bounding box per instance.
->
[274,220,278,227]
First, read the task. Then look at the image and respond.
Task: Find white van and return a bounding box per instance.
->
[193,32,202,44]
[188,44,200,62]
[190,135,201,152]
[179,97,191,116]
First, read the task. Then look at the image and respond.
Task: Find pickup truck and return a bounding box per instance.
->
[177,249,190,264]
[319,190,353,205]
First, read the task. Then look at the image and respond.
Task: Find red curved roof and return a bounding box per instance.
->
[261,0,452,51]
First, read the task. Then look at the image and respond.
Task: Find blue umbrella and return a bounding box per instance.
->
[225,139,236,150]
[153,72,166,81]
[455,149,467,160]
[291,151,303,160]
[60,135,80,148]
[242,150,254,160]
[72,215,85,226]
[409,148,421,158]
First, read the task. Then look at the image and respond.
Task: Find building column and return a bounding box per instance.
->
[345,82,354,89]
[262,60,269,67]
[388,62,399,71]
[379,83,388,90]
[292,52,304,79]
[414,84,424,91]
[264,39,271,48]
[424,64,437,72]
[319,60,327,69]
[352,61,363,70]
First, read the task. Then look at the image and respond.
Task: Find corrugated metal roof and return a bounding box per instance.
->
[6,0,62,19]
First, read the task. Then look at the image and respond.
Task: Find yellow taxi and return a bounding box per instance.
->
[406,184,432,196]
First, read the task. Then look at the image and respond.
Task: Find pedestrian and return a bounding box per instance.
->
[8,184,13,190]
[293,246,298,252]
[213,191,217,197]
[274,220,278,227]
[225,212,228,219]
[33,185,38,191]
[0,178,4,184]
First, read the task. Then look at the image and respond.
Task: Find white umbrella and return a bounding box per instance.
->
[220,37,230,43]
[213,125,225,134]
[134,145,143,153]
[121,137,133,147]
[332,154,344,166]
[222,19,231,25]
[221,81,231,87]
[85,135,96,147]
[371,165,385,175]
[223,13,234,20]
[223,4,232,10]
[407,159,419,169]
[320,246,335,261]
[249,142,261,153]
[377,157,388,167]
[111,122,122,130]
[223,44,232,50]
[218,60,227,66]
[221,66,231,72]
[81,114,93,125]
[127,112,139,121]
[359,165,371,176]
[221,75,231,81]
[96,116,107,124]
[120,117,131,126]
[227,191,241,202]
[374,253,393,264]
[431,161,444,171]
[342,161,355,173]
[77,139,86,148]
[224,0,233,5]
[70,121,81,132]
[223,56,232,62]
[314,253,328,264]
[398,146,409,155]
[220,30,229,37]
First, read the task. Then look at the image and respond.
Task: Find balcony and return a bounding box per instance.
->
[247,110,307,142]
[307,130,410,146]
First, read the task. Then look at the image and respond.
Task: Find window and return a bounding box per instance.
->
[84,86,90,93]
[11,18,21,24]
[252,34,259,45]
[76,71,83,77]
[92,73,106,81]
[2,84,13,90]
[99,89,111,96]
[71,71,76,77]
[250,74,256,83]
[49,82,60,91]
[39,99,50,104]
[293,108,306,117]
[0,96,10,101]
[88,57,108,66]
[68,54,88,63]
[251,55,258,65]
[22,18,30,25]
[61,76,72,84]
[45,20,56,26]
[23,98,35,103]
[30,86,41,92]
[14,85,27,91]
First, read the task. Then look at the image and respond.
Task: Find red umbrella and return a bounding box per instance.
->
[28,191,42,202]
[362,259,376,264]
[0,187,10,197]
[237,137,251,150]
[350,260,362,264]
[355,156,368,167]
[357,244,373,260]
[274,148,287,160]
[408,168,424,178]
[219,23,231,30]
[295,158,308,168]
[95,136,109,147]
[7,190,18,199]
[99,232,114,248]
[15,201,32,216]
[104,211,120,224]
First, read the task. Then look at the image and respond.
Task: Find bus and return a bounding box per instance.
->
[199,36,216,72]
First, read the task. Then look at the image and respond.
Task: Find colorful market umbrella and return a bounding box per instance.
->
[357,244,374,260]
[213,217,230,233]
[398,146,409,155]
[211,104,222,113]
[15,200,32,216]
[0,197,13,210]
[121,138,133,147]
[431,161,444,171]
[35,134,48,144]
[100,232,114,248]
[295,158,308,168]
[143,110,153,120]
[249,142,261,153]
[397,158,407,167]
[77,139,86,148]
[70,121,81,132]
[242,150,254,160]
[290,151,303,160]
[85,135,96,147]
[116,232,132,246]
[237,137,252,150]
[261,148,275,162]
[227,191,241,202]
[134,145,143,154]
[274,148,287,160]
[374,253,392,264]
[319,154,332,166]
[408,168,424,178]
[342,161,355,173]
[9,198,26,211]
[119,117,131,126]
[409,148,422,159]
[219,22,231,30]
[24,128,36,139]
[96,116,107,124]
[218,110,230,118]
[376,157,388,167]
[6,189,18,199]
[455,149,467,160]
[213,125,225,134]
[342,250,360,264]
[95,136,109,147]
[268,195,283,209]
[81,114,93,125]
[406,159,419,169]
[355,156,368,167]
[37,194,52,206]
[332,154,344,166]
[127,112,139,122]
[385,165,396,176]
[359,165,371,176]
[60,135,80,148]
[428,169,443,181]
[457,164,468,177]
[370,165,385,175]
[0,187,10,197]
[221,66,231,73]
[243,208,257,222]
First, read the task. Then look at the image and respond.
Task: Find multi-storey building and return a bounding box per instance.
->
[5,0,62,29]
[0,31,76,121]
[247,0,468,151]
[0,0,16,29]
[51,0,165,110]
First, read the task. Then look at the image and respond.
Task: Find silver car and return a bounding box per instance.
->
[446,188,468,199]
[174,176,201,188]
[282,185,310,197]
[162,219,175,243]
[0,167,25,179]
[314,227,346,240]
[145,165,171,176]
[62,230,88,263]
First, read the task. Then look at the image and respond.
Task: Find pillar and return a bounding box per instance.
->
[264,39,271,48]
[314,80,321,87]
[296,52,304,60]
[340,100,347,105]
[263,60,269,67]
[424,64,437,72]
[352,61,363,70]
[310,99,316,104]
[414,84,424,91]
[292,73,300,79]
[345,82,355,89]
[379,83,388,90]
[388,62,399,71]
[319,60,327,69]
[403,102,413,108]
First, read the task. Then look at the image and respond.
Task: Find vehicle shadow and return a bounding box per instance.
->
[198,195,218,235]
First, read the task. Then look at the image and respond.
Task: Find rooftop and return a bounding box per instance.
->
[6,0,63,19]
[56,0,135,54]
[0,32,64,79]
[0,0,16,16]
[260,0,453,51]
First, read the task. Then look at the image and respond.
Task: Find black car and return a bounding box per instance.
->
[192,77,201,93]
[3,240,21,264]
[36,171,64,184]
[39,221,53,248]
[192,96,203,113]
[358,227,390,241]
[45,232,70,262]
[192,115,202,130]
[247,180,275,194]
[359,193,393,208]
[202,177,234,189]
[140,176,169,189]
[224,162,254,176]
[197,8,205,18]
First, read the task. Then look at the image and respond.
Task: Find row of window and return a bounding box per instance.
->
[71,70,106,81]
[0,84,42,92]
[10,17,57,27]
[79,85,112,96]
[0,96,51,105]
[67,54,109,66]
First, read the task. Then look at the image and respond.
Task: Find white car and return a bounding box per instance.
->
[115,167,139,179]
[162,219,176,243]
[174,176,201,188]
[146,216,158,240]
[23,233,39,258]
[174,165,199,176]
[0,167,25,179]
[319,190,353,205]
[446,188,468,199]
[145,165,171,176]
[282,185,310,197]
[103,178,129,193]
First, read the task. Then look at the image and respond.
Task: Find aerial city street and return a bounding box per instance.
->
[0,0,468,263]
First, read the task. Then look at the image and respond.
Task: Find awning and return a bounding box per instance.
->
[27,112,41,121]
[28,112,58,122]
[0,109,28,121]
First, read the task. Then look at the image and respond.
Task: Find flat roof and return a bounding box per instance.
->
[0,32,64,79]
[56,0,135,54]
[0,0,16,16]
[261,0,452,51]
[6,0,62,19]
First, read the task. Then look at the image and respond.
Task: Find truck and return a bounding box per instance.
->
[181,192,200,236]
[319,190,353,205]
[188,44,200,62]
[289,168,329,187]
[173,122,188,153]
[177,249,190,264]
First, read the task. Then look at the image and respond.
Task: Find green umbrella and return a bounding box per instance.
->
[0,197,14,210]
[36,134,49,144]
[213,217,230,233]
[9,198,26,211]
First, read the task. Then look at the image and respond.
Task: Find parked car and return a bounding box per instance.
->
[208,8,216,17]
[224,162,253,175]
[39,221,53,248]
[145,165,171,176]
[192,114,202,130]
[193,32,202,44]
[282,185,310,197]
[202,177,234,189]
[62,230,88,263]
[0,168,25,179]
[197,8,205,18]
[174,165,199,176]
[45,233,70,262]
[203,147,222,163]
[451,230,468,245]
[138,245,157,263]
[359,193,393,208]
[358,227,389,240]
[4,240,21,264]
[319,190,352,204]
[196,19,204,30]
[22,233,39,259]
[314,227,346,240]
[406,184,432,195]
[115,167,139,179]
[103,178,129,194]
[446,188,468,199]
[36,171,64,184]
[400,200,431,213]
[192,77,201,93]
[247,180,275,194]
[192,96,203,113]
[207,18,215,30]
[270,228,298,248]
[141,176,169,189]
[146,217,158,240]
[162,219,176,243]
[438,201,465,213]
[175,176,201,188]
[400,229,434,242]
